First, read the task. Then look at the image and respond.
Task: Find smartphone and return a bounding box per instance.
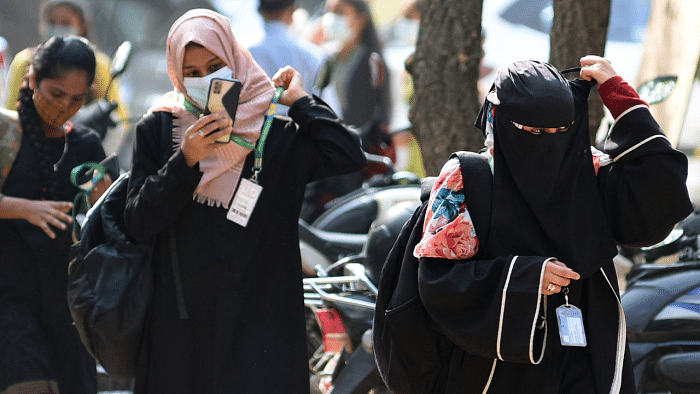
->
[76,154,120,191]
[99,154,120,180]
[204,77,242,143]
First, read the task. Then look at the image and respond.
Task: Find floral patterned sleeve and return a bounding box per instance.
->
[413,158,480,260]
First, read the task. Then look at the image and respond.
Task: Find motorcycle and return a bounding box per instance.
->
[622,210,700,394]
[72,41,132,161]
[299,153,422,276]
[304,201,420,394]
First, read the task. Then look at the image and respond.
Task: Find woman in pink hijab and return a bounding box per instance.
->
[123,9,366,392]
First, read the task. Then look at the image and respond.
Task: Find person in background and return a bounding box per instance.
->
[0,35,110,394]
[299,0,392,221]
[3,0,129,142]
[123,9,366,392]
[248,0,324,115]
[316,0,390,131]
[0,36,10,102]
[382,0,426,178]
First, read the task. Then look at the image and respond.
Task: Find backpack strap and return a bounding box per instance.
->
[160,112,189,320]
[450,151,493,259]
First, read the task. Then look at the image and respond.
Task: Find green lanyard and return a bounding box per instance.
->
[184,98,256,149]
[69,161,107,237]
[252,86,284,182]
[183,86,284,179]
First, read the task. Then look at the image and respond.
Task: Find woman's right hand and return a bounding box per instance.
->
[181,112,234,167]
[22,199,74,239]
[271,66,310,106]
[542,259,580,295]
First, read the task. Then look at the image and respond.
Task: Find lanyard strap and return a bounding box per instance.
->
[69,161,107,237]
[183,89,284,158]
[251,86,284,182]
[183,97,203,118]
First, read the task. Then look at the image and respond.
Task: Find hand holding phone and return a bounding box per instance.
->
[204,78,242,143]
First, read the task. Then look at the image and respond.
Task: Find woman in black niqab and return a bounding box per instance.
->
[477,60,618,279]
[415,56,693,394]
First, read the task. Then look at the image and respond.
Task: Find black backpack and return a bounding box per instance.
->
[67,113,187,378]
[373,151,493,394]
[67,172,152,378]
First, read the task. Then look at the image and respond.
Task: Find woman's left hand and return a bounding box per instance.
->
[271,66,311,106]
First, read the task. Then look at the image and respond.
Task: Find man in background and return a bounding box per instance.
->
[249,0,324,114]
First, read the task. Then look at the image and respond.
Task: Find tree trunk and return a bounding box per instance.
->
[409,0,484,176]
[549,0,611,143]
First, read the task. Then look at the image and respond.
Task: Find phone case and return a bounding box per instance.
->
[205,78,242,143]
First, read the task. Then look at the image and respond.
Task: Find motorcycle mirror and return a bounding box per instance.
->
[109,41,132,79]
[636,75,678,105]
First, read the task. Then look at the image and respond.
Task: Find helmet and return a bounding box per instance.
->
[361,201,419,284]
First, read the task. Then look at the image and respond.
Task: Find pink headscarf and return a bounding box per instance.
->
[151,9,275,208]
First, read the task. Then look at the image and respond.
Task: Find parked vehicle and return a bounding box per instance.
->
[622,210,700,394]
[72,41,132,142]
[304,201,419,393]
[299,154,421,276]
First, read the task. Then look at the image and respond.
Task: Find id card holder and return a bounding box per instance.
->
[226,178,262,227]
[555,302,587,347]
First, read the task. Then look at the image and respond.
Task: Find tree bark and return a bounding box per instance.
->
[549,0,611,143]
[409,0,484,176]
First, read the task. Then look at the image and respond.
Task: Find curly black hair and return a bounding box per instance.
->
[16,35,95,200]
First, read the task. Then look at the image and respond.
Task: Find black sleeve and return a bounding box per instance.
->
[598,106,694,247]
[287,95,367,183]
[123,112,202,243]
[419,255,551,365]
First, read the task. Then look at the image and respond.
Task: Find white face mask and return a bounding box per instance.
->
[182,66,233,108]
[394,17,420,47]
[322,12,353,44]
[42,24,81,41]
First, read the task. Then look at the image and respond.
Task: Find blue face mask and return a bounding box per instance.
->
[182,66,233,108]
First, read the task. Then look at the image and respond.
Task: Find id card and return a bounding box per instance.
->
[555,304,587,347]
[226,178,262,227]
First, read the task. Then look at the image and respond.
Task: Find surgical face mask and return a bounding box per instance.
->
[322,12,353,44]
[182,66,233,108]
[42,24,80,40]
[394,17,420,47]
[33,88,83,128]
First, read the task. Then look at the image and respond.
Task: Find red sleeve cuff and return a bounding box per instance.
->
[598,76,648,119]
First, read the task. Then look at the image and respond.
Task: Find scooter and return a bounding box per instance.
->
[299,154,421,276]
[304,201,419,394]
[622,210,700,394]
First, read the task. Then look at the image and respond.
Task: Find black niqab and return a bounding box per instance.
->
[476,60,618,278]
